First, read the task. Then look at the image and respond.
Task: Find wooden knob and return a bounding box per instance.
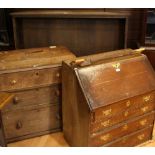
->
[16,121,22,130]
[55,90,60,96]
[13,96,19,104]
[56,114,61,120]
[11,80,17,85]
[56,73,60,78]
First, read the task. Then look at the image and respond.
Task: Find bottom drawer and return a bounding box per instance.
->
[2,104,61,142]
[104,126,153,147]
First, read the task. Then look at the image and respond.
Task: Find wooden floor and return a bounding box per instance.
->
[8,128,155,147]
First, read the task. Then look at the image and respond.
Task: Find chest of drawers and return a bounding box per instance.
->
[62,49,155,146]
[0,46,76,143]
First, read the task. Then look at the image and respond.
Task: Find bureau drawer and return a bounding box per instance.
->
[104,126,153,147]
[90,102,155,133]
[89,112,155,146]
[2,85,61,112]
[92,91,155,122]
[2,104,61,140]
[0,67,61,91]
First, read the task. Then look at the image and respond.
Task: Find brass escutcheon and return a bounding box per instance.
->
[137,134,145,140]
[139,119,147,126]
[100,134,110,141]
[112,63,121,72]
[143,95,151,102]
[101,120,110,127]
[126,100,131,107]
[102,109,112,116]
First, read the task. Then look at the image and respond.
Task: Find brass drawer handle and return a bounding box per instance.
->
[102,109,112,116]
[13,96,19,104]
[112,63,120,72]
[11,80,17,85]
[126,100,131,107]
[137,134,145,140]
[122,124,128,131]
[101,120,110,127]
[139,119,147,126]
[16,121,22,130]
[141,106,149,112]
[143,95,151,102]
[100,134,110,141]
[124,111,129,117]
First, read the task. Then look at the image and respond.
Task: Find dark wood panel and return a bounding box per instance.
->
[105,8,145,48]
[13,17,126,56]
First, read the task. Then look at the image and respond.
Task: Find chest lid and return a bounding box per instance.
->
[0,46,76,73]
[0,93,14,110]
[72,50,155,110]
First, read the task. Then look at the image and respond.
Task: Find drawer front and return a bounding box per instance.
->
[0,67,61,91]
[2,104,61,140]
[89,112,155,146]
[90,102,155,133]
[105,126,153,147]
[2,85,61,112]
[93,92,155,122]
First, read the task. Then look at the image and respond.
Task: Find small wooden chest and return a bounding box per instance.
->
[62,49,155,146]
[0,46,76,143]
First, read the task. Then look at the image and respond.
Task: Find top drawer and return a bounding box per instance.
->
[0,67,61,91]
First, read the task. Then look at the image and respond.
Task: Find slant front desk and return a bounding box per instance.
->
[11,10,128,56]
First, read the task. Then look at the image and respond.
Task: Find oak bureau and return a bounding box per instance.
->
[62,49,155,146]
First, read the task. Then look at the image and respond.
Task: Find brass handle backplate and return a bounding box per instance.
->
[101,120,110,127]
[141,106,149,112]
[143,95,151,102]
[137,134,145,140]
[100,134,110,141]
[102,109,112,116]
[139,119,147,126]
